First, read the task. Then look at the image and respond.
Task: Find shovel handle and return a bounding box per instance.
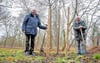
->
[80,28,86,47]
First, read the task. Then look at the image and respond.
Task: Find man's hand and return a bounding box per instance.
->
[79,25,83,29]
[45,24,48,26]
[45,24,48,29]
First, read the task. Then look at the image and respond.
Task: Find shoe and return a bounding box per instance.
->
[77,52,81,55]
[24,51,29,56]
[30,52,35,56]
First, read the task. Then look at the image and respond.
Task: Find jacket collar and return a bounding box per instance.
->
[76,20,81,23]
[30,13,38,17]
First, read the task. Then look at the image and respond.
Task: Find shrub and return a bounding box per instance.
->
[93,53,100,60]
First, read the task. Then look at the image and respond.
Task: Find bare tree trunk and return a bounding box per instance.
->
[61,30,66,51]
[4,37,7,48]
[10,36,16,48]
[96,36,100,46]
[4,25,9,48]
[56,9,61,54]
[18,33,21,47]
[49,6,52,50]
[46,5,52,56]
[65,7,70,56]
[36,29,40,50]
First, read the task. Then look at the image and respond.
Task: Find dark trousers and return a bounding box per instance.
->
[77,40,81,53]
[75,29,86,54]
[77,40,86,54]
[25,34,36,53]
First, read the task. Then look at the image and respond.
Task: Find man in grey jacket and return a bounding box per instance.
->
[22,9,47,56]
[73,16,87,55]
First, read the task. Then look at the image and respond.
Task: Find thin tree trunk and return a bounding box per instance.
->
[65,7,70,56]
[46,5,52,56]
[49,6,52,50]
[11,36,16,48]
[4,28,8,48]
[97,37,99,46]
[36,29,40,50]
[61,30,66,51]
[56,9,61,54]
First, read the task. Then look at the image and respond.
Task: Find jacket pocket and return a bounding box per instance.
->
[25,28,31,33]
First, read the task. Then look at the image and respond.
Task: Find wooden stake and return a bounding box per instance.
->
[65,7,70,56]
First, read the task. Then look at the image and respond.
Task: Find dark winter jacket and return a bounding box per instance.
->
[73,20,87,41]
[22,13,47,36]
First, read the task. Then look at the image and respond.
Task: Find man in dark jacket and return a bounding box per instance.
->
[73,16,87,55]
[22,9,47,56]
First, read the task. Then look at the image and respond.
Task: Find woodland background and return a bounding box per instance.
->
[0,0,100,54]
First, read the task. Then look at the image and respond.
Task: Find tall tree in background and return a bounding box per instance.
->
[65,7,70,55]
[56,7,61,54]
[48,0,52,50]
[0,0,100,50]
[61,0,78,55]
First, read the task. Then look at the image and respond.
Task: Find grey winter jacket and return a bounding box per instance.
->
[73,20,87,41]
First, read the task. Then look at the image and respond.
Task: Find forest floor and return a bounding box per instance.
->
[0,46,100,63]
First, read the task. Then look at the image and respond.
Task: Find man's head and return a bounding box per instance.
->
[76,16,81,22]
[31,9,37,15]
